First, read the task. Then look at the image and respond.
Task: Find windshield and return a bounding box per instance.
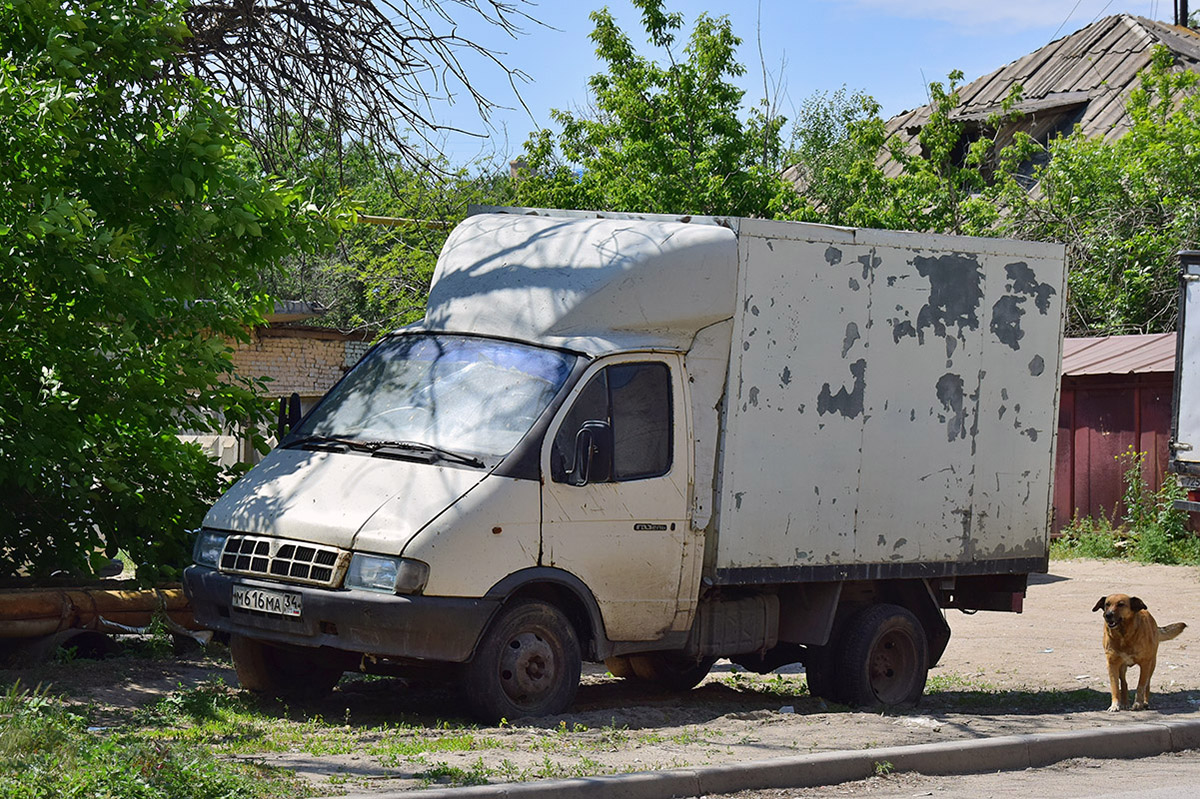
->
[288,334,577,460]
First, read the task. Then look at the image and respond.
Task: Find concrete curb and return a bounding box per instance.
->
[322,718,1200,799]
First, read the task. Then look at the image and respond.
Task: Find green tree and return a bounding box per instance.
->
[784,86,887,226]
[788,73,1034,236]
[1002,46,1200,334]
[512,0,796,217]
[0,0,341,580]
[251,127,514,333]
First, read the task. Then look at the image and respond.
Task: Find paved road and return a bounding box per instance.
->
[718,751,1200,798]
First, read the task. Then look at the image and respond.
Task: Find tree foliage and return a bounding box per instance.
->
[512,0,796,217]
[253,129,514,333]
[788,73,1036,236]
[1001,47,1200,335]
[784,86,887,226]
[0,0,340,580]
[790,50,1200,335]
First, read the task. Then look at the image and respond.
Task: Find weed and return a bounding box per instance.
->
[874,760,894,776]
[416,758,491,787]
[52,644,79,665]
[924,683,1099,712]
[143,611,177,659]
[1052,448,1200,565]
[597,721,631,747]
[372,732,501,766]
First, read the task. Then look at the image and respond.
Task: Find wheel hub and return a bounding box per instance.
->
[498,631,556,704]
[869,630,916,704]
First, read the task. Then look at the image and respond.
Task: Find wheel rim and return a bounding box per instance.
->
[497,629,559,711]
[868,627,918,704]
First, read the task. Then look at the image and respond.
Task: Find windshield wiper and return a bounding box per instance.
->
[367,441,485,468]
[282,435,363,451]
[282,435,485,468]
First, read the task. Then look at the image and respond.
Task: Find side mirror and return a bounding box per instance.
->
[569,420,613,486]
[277,392,302,439]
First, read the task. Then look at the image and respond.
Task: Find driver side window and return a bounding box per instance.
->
[550,362,672,484]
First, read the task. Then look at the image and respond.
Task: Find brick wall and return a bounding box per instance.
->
[195,326,374,465]
[230,327,373,399]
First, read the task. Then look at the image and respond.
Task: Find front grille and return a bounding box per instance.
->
[219,535,348,587]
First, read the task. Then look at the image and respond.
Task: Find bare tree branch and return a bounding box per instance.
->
[176,0,538,173]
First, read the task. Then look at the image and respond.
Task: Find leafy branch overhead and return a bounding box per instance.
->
[0,0,346,580]
[1002,46,1200,335]
[512,0,796,217]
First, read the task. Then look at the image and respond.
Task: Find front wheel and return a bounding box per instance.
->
[229,635,343,699]
[464,599,581,721]
[834,604,929,708]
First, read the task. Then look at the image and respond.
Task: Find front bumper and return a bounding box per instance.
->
[184,565,498,663]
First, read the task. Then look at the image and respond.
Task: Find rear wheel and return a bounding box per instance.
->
[834,604,928,708]
[627,651,716,691]
[229,635,343,699]
[464,599,581,721]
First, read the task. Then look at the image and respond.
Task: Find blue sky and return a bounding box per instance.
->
[426,0,1174,165]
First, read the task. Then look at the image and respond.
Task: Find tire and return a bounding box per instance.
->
[229,635,343,699]
[627,651,716,691]
[464,599,581,721]
[834,604,928,708]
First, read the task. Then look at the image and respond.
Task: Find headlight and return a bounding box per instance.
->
[193,529,228,569]
[345,553,429,595]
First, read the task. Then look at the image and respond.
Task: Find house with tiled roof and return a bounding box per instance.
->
[850,18,1200,529]
[883,14,1200,178]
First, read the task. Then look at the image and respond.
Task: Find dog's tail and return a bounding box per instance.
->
[1159,622,1187,640]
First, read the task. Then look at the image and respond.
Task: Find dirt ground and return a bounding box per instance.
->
[5,559,1200,794]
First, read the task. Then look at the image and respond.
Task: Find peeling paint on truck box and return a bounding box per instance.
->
[716,221,1065,578]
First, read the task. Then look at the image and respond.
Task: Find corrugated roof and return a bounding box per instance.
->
[876,15,1200,178]
[267,300,324,324]
[1061,332,1176,376]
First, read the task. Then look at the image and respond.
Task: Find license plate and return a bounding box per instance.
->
[231,585,302,617]
[1180,474,1200,489]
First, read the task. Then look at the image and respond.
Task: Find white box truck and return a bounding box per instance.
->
[185,208,1066,719]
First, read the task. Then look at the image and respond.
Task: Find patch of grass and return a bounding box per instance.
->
[519,755,616,781]
[0,682,303,799]
[372,731,502,765]
[924,682,1102,712]
[1053,448,1200,565]
[716,667,808,698]
[925,673,998,693]
[415,758,492,787]
[1052,514,1125,560]
[596,720,631,748]
[486,755,618,784]
[134,680,277,750]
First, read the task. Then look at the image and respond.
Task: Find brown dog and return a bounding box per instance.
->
[1092,594,1186,711]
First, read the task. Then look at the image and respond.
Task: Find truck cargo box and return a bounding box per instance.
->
[713,219,1066,583]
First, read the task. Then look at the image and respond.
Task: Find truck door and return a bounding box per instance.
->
[540,354,697,642]
[1173,252,1200,497]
